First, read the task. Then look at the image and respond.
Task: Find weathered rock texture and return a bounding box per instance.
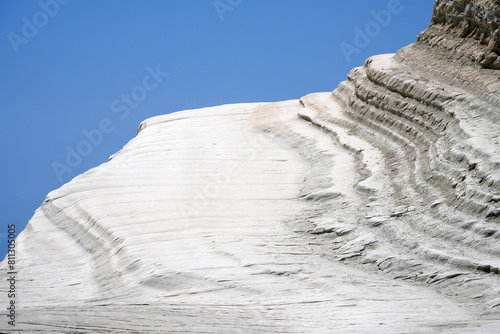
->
[420,0,500,68]
[2,1,500,333]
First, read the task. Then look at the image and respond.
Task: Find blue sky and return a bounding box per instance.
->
[0,0,435,259]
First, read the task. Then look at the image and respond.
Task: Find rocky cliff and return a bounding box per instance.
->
[422,0,500,69]
[2,1,500,333]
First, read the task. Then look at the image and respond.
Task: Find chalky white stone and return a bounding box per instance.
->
[2,1,500,332]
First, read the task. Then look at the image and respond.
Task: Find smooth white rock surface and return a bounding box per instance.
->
[2,1,500,330]
[1,92,499,333]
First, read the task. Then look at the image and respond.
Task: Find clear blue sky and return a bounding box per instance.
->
[0,0,435,259]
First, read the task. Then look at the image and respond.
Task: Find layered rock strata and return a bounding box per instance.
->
[421,0,500,68]
[2,1,500,333]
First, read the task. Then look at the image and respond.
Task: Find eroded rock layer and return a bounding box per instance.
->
[420,0,500,68]
[2,1,500,333]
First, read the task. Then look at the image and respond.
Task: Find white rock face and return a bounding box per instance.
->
[2,2,500,333]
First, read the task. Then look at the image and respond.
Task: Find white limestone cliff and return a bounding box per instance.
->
[2,1,500,332]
